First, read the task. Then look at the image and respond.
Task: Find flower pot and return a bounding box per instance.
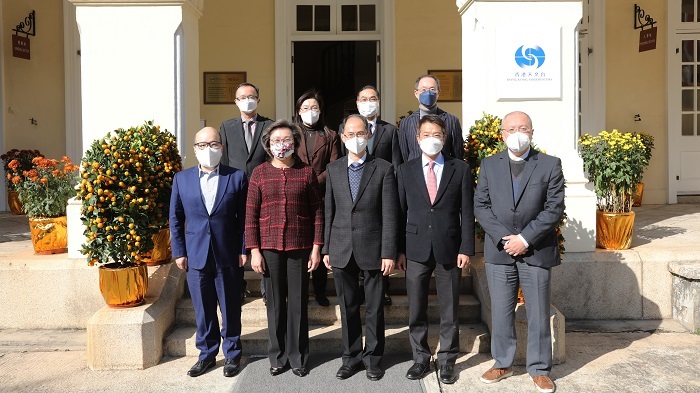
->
[596,210,635,250]
[28,216,68,254]
[98,263,148,308]
[139,227,172,266]
[7,190,23,215]
[633,182,644,207]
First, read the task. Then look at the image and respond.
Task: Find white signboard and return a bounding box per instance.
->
[495,27,562,100]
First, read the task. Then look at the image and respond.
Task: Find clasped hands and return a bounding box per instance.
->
[502,234,528,256]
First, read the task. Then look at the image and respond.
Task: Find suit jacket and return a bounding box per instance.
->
[169,164,248,270]
[338,119,403,169]
[398,108,464,162]
[296,126,341,190]
[473,149,565,267]
[322,155,398,270]
[219,115,274,178]
[397,155,475,264]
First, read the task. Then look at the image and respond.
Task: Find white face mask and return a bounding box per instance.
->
[505,132,531,154]
[195,147,223,168]
[300,110,320,126]
[419,137,443,156]
[344,137,367,155]
[236,98,257,114]
[357,101,379,118]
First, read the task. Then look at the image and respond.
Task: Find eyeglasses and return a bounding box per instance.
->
[194,141,223,150]
[299,106,320,112]
[416,87,438,93]
[358,97,379,103]
[345,131,368,138]
[236,95,258,101]
[270,138,294,144]
[501,127,533,134]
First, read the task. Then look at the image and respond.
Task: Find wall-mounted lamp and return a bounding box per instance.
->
[12,10,35,37]
[634,4,656,30]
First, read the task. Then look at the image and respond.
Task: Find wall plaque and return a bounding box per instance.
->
[12,35,30,60]
[203,72,246,105]
[428,70,462,102]
[639,27,657,52]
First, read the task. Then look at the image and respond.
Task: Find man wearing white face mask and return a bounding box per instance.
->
[219,82,274,304]
[338,85,403,306]
[323,114,398,381]
[474,111,564,393]
[170,127,248,378]
[220,83,274,178]
[396,114,474,385]
[398,75,464,162]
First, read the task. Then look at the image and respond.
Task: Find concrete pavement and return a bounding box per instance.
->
[1,325,700,392]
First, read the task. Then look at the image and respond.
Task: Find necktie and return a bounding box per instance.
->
[349,162,364,202]
[244,121,254,151]
[368,123,374,139]
[427,161,437,204]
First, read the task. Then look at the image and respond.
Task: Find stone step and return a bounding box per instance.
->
[176,294,481,327]
[163,323,490,358]
[236,270,474,297]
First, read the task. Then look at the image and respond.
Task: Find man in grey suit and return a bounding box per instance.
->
[473,111,565,393]
[219,82,273,178]
[219,82,274,303]
[338,85,403,306]
[322,114,398,381]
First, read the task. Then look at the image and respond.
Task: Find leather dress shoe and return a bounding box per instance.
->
[383,293,392,306]
[336,365,357,380]
[406,362,430,380]
[365,365,384,381]
[439,365,458,384]
[292,367,308,377]
[269,365,288,376]
[316,294,330,307]
[223,358,240,377]
[187,359,215,377]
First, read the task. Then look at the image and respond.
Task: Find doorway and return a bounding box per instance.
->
[292,40,378,130]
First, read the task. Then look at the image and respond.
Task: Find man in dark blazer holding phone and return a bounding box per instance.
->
[170,127,248,378]
[322,114,398,381]
[338,85,403,306]
[219,82,273,303]
[396,114,474,385]
[474,111,565,393]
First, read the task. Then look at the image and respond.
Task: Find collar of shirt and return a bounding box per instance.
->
[367,120,377,139]
[347,152,368,167]
[507,146,531,162]
[419,105,439,118]
[422,153,445,168]
[199,165,220,178]
[241,113,258,123]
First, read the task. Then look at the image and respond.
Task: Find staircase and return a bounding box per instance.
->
[164,270,490,357]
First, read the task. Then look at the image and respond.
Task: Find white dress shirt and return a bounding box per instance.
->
[199,165,220,214]
[421,153,445,186]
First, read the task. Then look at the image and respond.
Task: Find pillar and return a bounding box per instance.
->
[457,0,596,252]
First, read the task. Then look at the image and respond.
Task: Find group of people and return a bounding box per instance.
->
[169,74,565,393]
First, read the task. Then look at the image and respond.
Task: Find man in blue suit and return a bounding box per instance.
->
[170,127,248,378]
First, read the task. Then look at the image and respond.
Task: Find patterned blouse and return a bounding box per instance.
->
[245,161,324,251]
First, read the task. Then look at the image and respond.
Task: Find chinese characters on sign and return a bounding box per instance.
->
[639,27,657,52]
[495,27,562,100]
[12,35,30,60]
